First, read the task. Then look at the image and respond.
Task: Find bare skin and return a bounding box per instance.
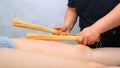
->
[13,38,90,61]
[12,38,120,66]
[0,38,120,67]
[0,48,109,68]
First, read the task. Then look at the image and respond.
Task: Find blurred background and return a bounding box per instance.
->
[0,0,80,44]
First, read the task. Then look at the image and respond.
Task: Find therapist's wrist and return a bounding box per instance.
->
[64,23,74,31]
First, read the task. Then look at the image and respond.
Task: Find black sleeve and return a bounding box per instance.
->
[67,0,75,7]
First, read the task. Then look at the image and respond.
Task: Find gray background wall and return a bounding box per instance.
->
[0,0,80,44]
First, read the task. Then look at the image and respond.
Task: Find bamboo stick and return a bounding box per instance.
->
[12,19,61,35]
[26,33,79,41]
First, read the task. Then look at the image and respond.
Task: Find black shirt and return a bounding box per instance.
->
[68,0,120,48]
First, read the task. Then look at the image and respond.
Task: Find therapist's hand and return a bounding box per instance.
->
[76,26,101,45]
[54,25,70,36]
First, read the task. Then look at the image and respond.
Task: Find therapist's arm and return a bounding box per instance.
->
[54,7,78,35]
[91,3,120,34]
[76,3,120,45]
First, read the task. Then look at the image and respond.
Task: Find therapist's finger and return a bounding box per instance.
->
[78,36,84,44]
[82,37,87,45]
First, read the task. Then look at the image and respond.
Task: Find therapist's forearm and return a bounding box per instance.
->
[64,7,78,30]
[91,3,120,34]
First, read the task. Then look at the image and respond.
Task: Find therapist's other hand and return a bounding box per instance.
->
[76,26,101,45]
[54,25,70,36]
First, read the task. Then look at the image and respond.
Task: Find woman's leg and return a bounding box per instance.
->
[13,38,91,61]
[0,48,107,68]
[12,38,120,66]
[88,48,120,66]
